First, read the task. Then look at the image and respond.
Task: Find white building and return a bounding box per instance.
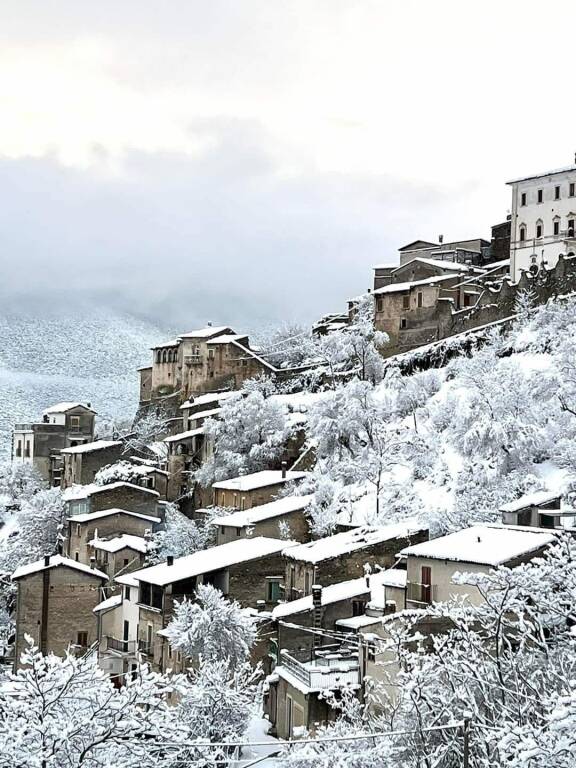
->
[507,162,576,282]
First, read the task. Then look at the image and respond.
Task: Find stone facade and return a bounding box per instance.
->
[13,560,107,669]
[215,508,311,545]
[66,511,158,566]
[61,441,124,488]
[64,482,161,518]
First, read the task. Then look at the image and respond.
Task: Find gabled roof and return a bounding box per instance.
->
[12,554,107,581]
[68,507,160,524]
[129,536,298,587]
[163,427,204,444]
[180,326,234,339]
[212,470,309,492]
[398,240,439,252]
[284,521,426,564]
[372,274,455,295]
[399,524,555,566]
[393,258,471,274]
[499,490,561,513]
[179,391,236,410]
[63,481,160,501]
[93,594,123,613]
[211,494,314,528]
[43,402,96,415]
[61,440,122,455]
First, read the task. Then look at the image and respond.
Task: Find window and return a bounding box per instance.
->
[266,578,282,602]
[69,416,80,432]
[240,497,246,511]
[555,186,561,200]
[124,586,131,601]
[24,441,30,458]
[536,222,543,239]
[352,599,367,616]
[569,219,575,236]
[520,192,527,206]
[570,183,575,198]
[220,526,225,535]
[74,552,79,561]
[417,292,423,308]
[208,348,215,359]
[304,570,312,595]
[402,294,410,310]
[76,524,81,536]
[376,298,383,312]
[400,318,407,329]
[77,631,88,648]
[519,224,526,242]
[537,189,543,203]
[554,220,560,236]
[139,582,163,610]
[15,440,22,457]
[236,527,241,537]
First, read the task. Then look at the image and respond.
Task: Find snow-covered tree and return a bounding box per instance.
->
[94,459,147,485]
[164,584,256,668]
[194,386,294,487]
[148,503,213,563]
[0,639,180,768]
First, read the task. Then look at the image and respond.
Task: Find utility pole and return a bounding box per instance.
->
[462,715,471,768]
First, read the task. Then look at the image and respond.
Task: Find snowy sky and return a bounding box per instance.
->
[0,0,574,330]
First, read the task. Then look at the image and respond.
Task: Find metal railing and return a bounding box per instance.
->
[105,636,137,654]
[184,355,203,366]
[406,581,438,605]
[280,650,360,690]
[138,640,153,656]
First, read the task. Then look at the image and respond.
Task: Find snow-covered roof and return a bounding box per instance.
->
[12,555,107,581]
[211,494,314,528]
[114,573,140,588]
[336,615,381,630]
[499,490,561,513]
[272,569,405,619]
[373,263,400,270]
[212,470,309,492]
[399,524,556,566]
[163,427,205,444]
[284,521,425,564]
[152,338,180,349]
[93,594,123,613]
[229,340,277,372]
[61,440,122,455]
[180,326,234,339]
[63,481,160,501]
[206,334,249,345]
[89,534,149,554]
[393,258,471,273]
[69,507,160,524]
[372,275,455,296]
[188,407,221,422]
[43,402,96,414]
[130,536,298,587]
[179,391,236,410]
[506,164,576,185]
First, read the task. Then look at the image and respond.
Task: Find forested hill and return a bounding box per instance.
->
[0,309,167,457]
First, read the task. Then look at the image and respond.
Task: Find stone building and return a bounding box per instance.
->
[212,469,309,509]
[94,573,141,682]
[398,237,491,267]
[211,494,314,545]
[499,490,576,531]
[63,481,161,519]
[88,533,149,578]
[65,507,160,566]
[128,536,298,672]
[12,555,108,669]
[61,440,124,488]
[139,326,279,405]
[507,161,576,281]
[12,402,96,486]
[282,521,428,601]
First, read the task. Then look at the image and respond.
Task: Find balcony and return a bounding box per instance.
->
[184,354,203,366]
[104,636,137,654]
[279,647,360,690]
[406,581,438,606]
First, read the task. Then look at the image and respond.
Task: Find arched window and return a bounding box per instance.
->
[535,220,543,239]
[553,216,561,236]
[162,349,168,363]
[156,350,162,364]
[519,224,526,242]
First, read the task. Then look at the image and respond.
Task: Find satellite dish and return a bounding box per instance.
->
[529,263,539,277]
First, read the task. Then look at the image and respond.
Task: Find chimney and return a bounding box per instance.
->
[384,600,396,615]
[256,599,266,612]
[281,461,287,479]
[477,536,481,543]
[312,584,322,649]
[207,321,213,327]
[439,234,444,244]
[44,555,50,567]
[167,555,174,566]
[90,556,97,570]
[86,402,91,408]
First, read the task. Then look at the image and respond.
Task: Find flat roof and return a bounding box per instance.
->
[12,554,107,581]
[130,536,298,587]
[506,164,576,185]
[212,470,308,492]
[399,524,555,566]
[61,440,122,455]
[211,494,314,528]
[284,521,426,564]
[69,507,160,524]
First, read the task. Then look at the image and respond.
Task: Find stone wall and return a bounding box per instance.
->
[228,552,286,608]
[90,485,160,516]
[216,509,311,545]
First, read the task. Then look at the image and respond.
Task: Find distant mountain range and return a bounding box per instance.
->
[0,309,167,459]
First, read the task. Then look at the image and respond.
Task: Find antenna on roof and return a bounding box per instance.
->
[207,321,213,327]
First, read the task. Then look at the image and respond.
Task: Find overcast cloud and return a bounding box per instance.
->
[0,0,575,331]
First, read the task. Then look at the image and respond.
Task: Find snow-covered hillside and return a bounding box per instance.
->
[0,309,167,458]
